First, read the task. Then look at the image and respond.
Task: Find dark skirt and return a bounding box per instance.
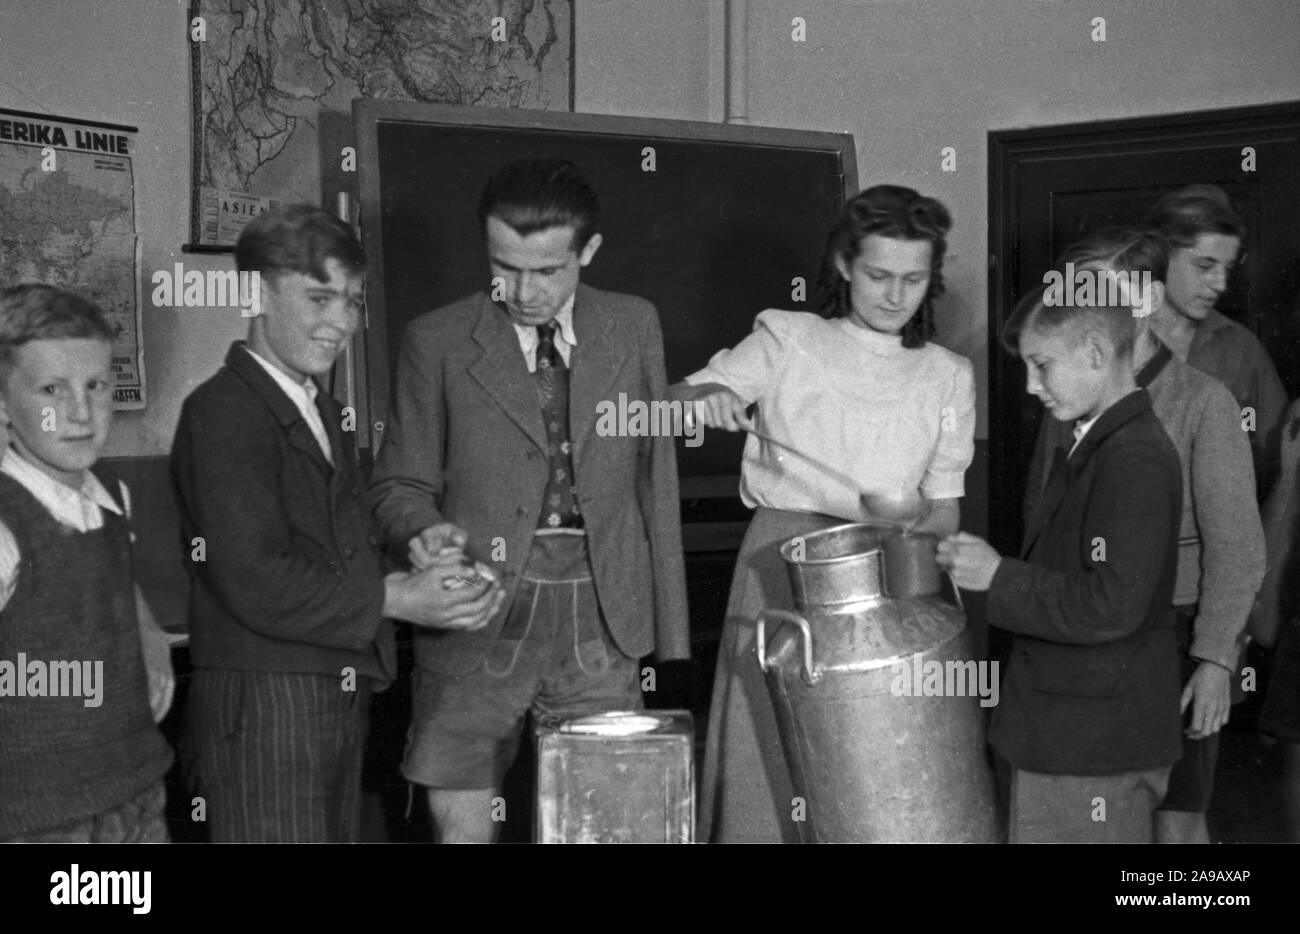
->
[697,506,843,843]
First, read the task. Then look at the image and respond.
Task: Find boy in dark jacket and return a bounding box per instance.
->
[172,205,503,842]
[939,285,1183,842]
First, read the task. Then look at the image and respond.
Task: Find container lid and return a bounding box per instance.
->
[559,711,669,736]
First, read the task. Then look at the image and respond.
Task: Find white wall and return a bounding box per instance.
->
[1,0,245,458]
[0,0,711,458]
[3,0,1297,454]
[574,0,1300,436]
[575,0,714,121]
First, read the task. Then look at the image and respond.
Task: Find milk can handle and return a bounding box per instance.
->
[755,609,817,683]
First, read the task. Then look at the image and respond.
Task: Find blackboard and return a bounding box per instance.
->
[353,100,856,489]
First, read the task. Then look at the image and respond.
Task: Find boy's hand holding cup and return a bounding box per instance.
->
[936,532,1003,592]
[389,522,506,630]
[389,562,503,631]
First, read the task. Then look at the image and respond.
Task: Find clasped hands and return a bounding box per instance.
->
[385,522,505,631]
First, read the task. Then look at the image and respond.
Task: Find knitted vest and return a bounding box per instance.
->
[0,469,173,837]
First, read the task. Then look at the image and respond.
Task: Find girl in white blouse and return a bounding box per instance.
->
[675,184,976,843]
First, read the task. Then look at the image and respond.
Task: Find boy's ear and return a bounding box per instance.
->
[1081,327,1108,369]
[251,271,279,319]
[0,371,11,425]
[247,307,268,343]
[1144,280,1167,317]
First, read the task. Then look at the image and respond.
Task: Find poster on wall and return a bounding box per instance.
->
[0,108,145,410]
[187,0,575,248]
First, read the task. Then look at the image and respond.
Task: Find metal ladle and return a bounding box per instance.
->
[743,426,925,528]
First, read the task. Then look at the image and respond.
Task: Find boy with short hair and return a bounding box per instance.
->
[1023,228,1265,844]
[939,286,1184,843]
[0,283,174,842]
[1145,184,1287,497]
[172,204,503,842]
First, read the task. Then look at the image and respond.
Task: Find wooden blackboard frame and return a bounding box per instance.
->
[352,99,856,516]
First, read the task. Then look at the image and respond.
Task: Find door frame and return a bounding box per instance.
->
[987,100,1300,554]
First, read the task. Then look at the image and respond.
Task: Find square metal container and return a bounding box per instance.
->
[535,710,694,844]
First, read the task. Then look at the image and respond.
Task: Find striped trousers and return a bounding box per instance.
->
[182,669,371,843]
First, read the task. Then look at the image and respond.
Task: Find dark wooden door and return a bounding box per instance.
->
[988,101,1300,555]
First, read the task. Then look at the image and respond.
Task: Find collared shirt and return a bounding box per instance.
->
[513,294,577,372]
[244,346,333,465]
[0,446,129,610]
[1069,413,1102,457]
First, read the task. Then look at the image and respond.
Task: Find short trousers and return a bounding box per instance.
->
[1,780,168,843]
[1159,604,1222,812]
[402,531,642,790]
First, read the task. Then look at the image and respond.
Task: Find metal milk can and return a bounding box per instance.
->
[756,523,999,843]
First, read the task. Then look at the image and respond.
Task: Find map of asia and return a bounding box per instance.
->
[189,0,573,245]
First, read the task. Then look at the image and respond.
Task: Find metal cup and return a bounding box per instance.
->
[881,530,941,597]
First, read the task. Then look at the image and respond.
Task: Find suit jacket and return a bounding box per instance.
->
[171,343,396,686]
[988,389,1183,775]
[369,284,691,675]
[1023,342,1263,671]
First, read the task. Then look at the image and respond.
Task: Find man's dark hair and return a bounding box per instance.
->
[478,158,600,252]
[235,204,366,282]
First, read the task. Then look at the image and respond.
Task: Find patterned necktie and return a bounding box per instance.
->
[535,322,582,528]
[536,321,562,372]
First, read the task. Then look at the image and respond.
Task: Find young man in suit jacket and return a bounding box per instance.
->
[172,205,503,842]
[938,284,1184,843]
[370,159,692,843]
